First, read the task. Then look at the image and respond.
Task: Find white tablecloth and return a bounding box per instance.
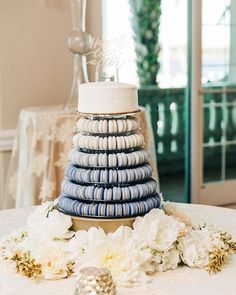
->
[0,203,236,295]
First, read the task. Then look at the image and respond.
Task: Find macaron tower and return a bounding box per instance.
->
[58,82,161,228]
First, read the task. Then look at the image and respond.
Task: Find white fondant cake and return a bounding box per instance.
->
[78,82,138,114]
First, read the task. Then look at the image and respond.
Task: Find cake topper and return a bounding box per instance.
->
[86,35,130,81]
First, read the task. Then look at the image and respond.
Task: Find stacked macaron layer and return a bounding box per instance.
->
[58,115,161,218]
[65,163,153,184]
[73,133,144,151]
[68,149,149,168]
[77,117,139,134]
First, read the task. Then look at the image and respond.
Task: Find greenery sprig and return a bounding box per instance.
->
[129,0,161,85]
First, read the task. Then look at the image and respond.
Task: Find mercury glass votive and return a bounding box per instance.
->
[75,267,116,295]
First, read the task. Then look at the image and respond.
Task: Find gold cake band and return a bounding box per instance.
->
[71,215,135,233]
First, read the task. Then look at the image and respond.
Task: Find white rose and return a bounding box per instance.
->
[178,228,211,268]
[133,209,185,252]
[27,204,72,240]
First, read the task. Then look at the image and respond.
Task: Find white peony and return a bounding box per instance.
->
[133,209,185,252]
[31,240,73,279]
[27,202,72,240]
[178,228,211,268]
[72,226,151,287]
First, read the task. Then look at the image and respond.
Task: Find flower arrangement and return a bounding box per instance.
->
[1,201,236,287]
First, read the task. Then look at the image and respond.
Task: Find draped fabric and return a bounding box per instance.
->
[3,105,159,209]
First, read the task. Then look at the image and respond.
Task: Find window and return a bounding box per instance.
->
[202,0,231,84]
[103,0,187,88]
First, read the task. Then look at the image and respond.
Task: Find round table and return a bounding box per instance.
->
[0,203,236,295]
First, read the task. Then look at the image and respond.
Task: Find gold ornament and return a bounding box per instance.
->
[75,267,116,295]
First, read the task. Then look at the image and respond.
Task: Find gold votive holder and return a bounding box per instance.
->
[75,267,116,295]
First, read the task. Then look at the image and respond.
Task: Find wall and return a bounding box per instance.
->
[0,0,103,207]
[0,0,72,129]
[0,0,72,205]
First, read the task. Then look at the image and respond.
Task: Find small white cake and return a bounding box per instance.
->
[78,82,138,114]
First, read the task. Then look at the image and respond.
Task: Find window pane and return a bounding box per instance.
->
[203,146,222,182]
[103,0,187,88]
[226,144,236,179]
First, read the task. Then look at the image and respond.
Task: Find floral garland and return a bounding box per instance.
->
[1,201,236,287]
